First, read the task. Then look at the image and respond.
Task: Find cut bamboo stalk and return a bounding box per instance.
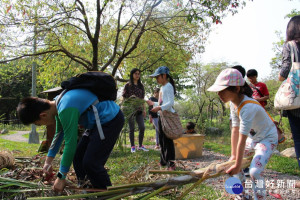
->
[148,170,192,175]
[140,185,175,200]
[106,192,132,200]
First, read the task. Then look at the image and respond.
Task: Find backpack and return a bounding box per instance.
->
[56,71,118,140]
[61,71,117,101]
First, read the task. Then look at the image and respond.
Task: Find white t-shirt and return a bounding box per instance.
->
[230,96,277,143]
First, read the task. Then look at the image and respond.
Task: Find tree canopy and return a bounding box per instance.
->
[0,0,247,90]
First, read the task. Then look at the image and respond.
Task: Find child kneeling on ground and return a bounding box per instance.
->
[208,68,278,200]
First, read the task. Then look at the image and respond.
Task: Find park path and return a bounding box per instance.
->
[1,131,30,142]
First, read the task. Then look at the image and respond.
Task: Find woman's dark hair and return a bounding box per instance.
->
[286,15,300,43]
[154,88,160,93]
[129,68,143,87]
[232,65,246,78]
[227,82,253,98]
[17,97,51,125]
[166,74,176,95]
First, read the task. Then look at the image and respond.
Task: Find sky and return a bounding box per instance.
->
[200,0,300,80]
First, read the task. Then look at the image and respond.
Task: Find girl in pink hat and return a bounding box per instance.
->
[208,68,278,200]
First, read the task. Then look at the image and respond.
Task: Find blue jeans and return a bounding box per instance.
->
[287,112,300,167]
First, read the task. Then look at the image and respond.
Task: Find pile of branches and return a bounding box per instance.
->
[0,152,79,199]
[0,151,252,200]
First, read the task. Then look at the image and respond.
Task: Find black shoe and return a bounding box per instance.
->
[243,167,250,177]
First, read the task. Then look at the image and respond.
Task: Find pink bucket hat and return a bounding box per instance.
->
[207,68,245,92]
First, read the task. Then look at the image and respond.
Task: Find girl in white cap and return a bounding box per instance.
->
[208,68,278,200]
[147,66,177,171]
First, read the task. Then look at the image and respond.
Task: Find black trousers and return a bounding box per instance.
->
[73,110,124,189]
[158,116,175,167]
[128,112,145,147]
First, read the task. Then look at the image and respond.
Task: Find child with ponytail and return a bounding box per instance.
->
[147,66,177,171]
[208,68,278,200]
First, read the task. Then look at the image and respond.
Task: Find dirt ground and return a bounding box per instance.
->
[174,148,300,200]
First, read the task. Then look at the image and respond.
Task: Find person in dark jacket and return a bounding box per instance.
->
[278,15,300,168]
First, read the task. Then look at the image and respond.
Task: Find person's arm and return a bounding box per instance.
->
[279,42,292,81]
[257,95,269,102]
[228,102,240,161]
[122,83,130,98]
[229,126,239,161]
[226,133,248,175]
[260,83,270,101]
[278,75,286,82]
[149,115,153,123]
[50,108,79,192]
[46,116,64,164]
[58,108,80,174]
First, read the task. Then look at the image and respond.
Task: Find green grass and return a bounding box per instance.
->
[0,137,40,157]
[268,155,300,175]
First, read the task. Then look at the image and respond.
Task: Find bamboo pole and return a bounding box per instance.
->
[148,170,192,175]
[106,192,132,200]
[140,185,176,200]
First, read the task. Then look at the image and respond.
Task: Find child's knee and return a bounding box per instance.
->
[249,167,262,179]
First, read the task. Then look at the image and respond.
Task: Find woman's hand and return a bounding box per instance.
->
[146,100,154,106]
[151,106,161,113]
[226,164,241,176]
[53,178,66,192]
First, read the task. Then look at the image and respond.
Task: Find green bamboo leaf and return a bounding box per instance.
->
[0,177,41,187]
[0,188,51,193]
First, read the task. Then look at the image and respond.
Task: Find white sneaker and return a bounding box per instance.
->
[131,146,136,153]
[138,146,149,151]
